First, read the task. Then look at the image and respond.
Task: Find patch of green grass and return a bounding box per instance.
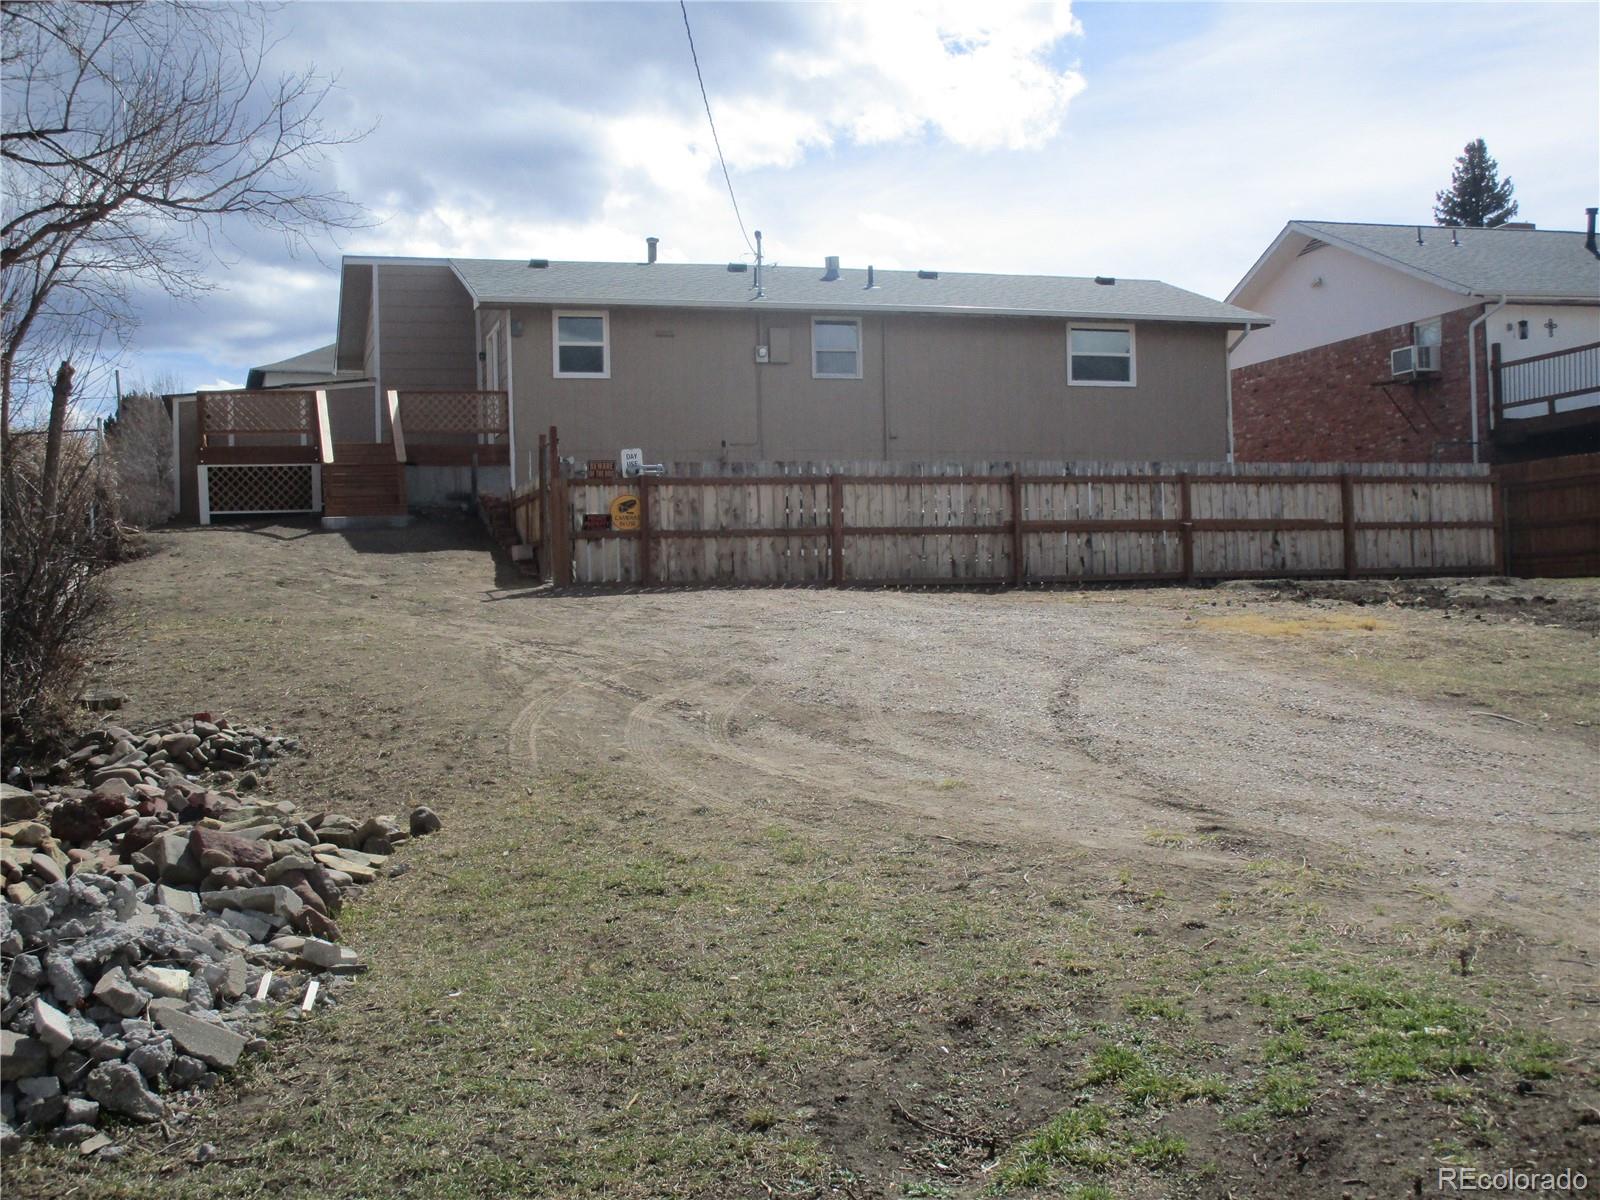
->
[1122,994,1189,1022]
[1083,1042,1228,1109]
[1129,1133,1188,1167]
[1260,1067,1316,1117]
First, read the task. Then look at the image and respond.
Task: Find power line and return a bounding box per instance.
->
[679,1,755,257]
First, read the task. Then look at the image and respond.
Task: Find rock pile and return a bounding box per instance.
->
[0,716,441,1155]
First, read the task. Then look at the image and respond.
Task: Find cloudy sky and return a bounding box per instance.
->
[125,0,1597,402]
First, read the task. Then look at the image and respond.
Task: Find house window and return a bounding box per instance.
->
[1068,325,1136,386]
[1516,320,1529,341]
[1414,318,1442,350]
[812,317,862,379]
[553,311,609,378]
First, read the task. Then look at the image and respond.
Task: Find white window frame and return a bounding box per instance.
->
[811,316,863,380]
[484,323,501,390]
[1067,323,1137,388]
[552,309,610,379]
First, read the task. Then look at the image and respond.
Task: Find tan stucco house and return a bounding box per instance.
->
[334,248,1265,487]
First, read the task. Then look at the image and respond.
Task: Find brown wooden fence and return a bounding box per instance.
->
[1499,452,1600,578]
[510,431,1501,587]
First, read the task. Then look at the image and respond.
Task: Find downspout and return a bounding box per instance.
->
[1467,295,1508,465]
[1225,323,1255,463]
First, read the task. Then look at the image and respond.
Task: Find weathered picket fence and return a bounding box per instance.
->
[508,430,1501,587]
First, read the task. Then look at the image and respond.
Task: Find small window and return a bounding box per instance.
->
[1068,325,1136,386]
[812,317,862,379]
[1516,320,1529,341]
[1414,318,1442,349]
[553,310,609,378]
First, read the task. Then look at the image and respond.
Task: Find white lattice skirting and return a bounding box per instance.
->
[199,464,322,523]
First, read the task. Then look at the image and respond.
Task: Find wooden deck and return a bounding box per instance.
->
[322,443,408,518]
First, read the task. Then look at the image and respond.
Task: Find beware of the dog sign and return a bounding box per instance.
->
[610,494,641,531]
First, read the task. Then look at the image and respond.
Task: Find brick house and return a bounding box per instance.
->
[1227,215,1600,464]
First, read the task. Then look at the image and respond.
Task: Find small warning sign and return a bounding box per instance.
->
[582,513,611,531]
[610,494,641,531]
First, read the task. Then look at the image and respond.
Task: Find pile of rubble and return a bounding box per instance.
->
[1,716,440,1155]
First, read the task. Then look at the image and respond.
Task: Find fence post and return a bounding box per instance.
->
[1489,341,1503,425]
[1492,472,1509,576]
[195,393,208,460]
[536,432,549,581]
[639,475,653,586]
[1178,472,1195,583]
[1009,471,1024,585]
[1340,472,1358,579]
[829,474,844,585]
[198,465,211,525]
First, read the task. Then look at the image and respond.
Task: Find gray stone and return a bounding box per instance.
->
[1,1031,48,1080]
[133,965,191,999]
[85,1061,164,1122]
[298,938,359,972]
[45,952,90,1007]
[69,1014,103,1050]
[128,1038,173,1081]
[53,1049,93,1088]
[168,1054,208,1085]
[153,885,202,915]
[1,783,40,822]
[49,1122,98,1146]
[63,1097,100,1126]
[9,901,51,942]
[31,996,73,1054]
[92,966,149,1017]
[202,885,303,919]
[89,1038,126,1062]
[149,1000,247,1068]
[263,854,317,883]
[10,953,42,991]
[16,1074,61,1099]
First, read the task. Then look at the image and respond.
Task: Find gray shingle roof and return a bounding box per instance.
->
[448,259,1265,326]
[251,343,337,374]
[1291,221,1600,300]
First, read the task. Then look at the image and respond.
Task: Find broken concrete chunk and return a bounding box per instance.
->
[148,1000,247,1069]
[85,1062,163,1122]
[2,1031,49,1081]
[201,885,304,919]
[92,966,149,1018]
[31,996,74,1055]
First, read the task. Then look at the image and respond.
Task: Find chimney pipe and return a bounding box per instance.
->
[822,255,840,282]
[1587,207,1598,257]
[646,236,659,264]
[864,265,876,290]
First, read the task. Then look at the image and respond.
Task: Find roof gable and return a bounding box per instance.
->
[1232,220,1600,305]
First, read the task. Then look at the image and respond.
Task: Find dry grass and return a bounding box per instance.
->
[1196,612,1394,637]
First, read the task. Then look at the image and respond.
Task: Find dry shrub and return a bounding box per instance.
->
[105,392,176,527]
[1,430,130,750]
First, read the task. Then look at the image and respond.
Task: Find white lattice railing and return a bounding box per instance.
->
[199,464,322,524]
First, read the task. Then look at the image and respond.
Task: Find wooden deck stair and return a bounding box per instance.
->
[323,443,407,518]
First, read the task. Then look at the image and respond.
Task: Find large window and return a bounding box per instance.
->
[812,317,862,379]
[1068,325,1136,386]
[552,310,609,379]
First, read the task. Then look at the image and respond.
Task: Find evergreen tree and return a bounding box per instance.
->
[1433,139,1519,227]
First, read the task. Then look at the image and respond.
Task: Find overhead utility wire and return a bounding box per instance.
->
[679,1,756,257]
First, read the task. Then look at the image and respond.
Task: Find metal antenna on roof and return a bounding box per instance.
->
[1416,226,1425,245]
[753,230,765,300]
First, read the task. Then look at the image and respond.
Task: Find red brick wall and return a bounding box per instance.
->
[1232,304,1489,462]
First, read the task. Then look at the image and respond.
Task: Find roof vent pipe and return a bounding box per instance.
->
[1587,207,1598,257]
[821,256,840,282]
[864,265,876,290]
[646,236,659,264]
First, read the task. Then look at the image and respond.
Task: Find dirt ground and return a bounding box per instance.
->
[11,517,1597,1199]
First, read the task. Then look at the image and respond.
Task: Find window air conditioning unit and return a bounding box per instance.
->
[1390,344,1440,377]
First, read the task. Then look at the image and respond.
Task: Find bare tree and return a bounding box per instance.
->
[1,0,365,439]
